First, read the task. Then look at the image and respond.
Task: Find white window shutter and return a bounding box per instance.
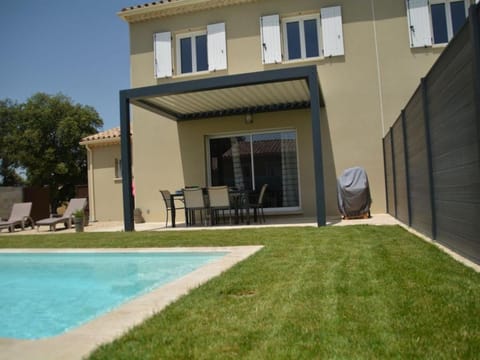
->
[154,32,172,78]
[207,22,227,71]
[406,0,432,48]
[321,6,345,57]
[260,14,282,64]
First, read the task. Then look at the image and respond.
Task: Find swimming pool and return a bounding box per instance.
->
[0,251,227,340]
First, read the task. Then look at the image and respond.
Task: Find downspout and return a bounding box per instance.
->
[85,144,96,222]
[371,0,386,136]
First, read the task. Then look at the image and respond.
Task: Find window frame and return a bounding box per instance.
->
[175,30,209,75]
[429,0,469,44]
[206,129,302,213]
[281,14,322,62]
[114,158,122,180]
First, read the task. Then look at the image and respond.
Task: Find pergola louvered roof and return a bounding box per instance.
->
[133,79,312,120]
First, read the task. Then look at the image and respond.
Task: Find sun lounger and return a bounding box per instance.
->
[36,198,87,231]
[0,202,34,232]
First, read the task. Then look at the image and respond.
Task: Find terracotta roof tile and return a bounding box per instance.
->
[120,0,180,12]
[81,127,131,144]
[119,0,259,22]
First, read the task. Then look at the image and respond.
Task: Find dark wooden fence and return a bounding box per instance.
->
[23,186,50,221]
[383,4,480,264]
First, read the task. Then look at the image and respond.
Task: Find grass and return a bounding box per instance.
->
[1,225,480,358]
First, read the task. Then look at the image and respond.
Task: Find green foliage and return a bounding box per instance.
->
[0,99,24,186]
[0,93,102,208]
[73,209,85,219]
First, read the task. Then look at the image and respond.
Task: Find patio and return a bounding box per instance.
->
[0,213,399,235]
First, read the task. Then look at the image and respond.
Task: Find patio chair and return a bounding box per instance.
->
[159,190,185,228]
[250,183,268,223]
[183,188,208,226]
[36,198,87,231]
[0,202,34,232]
[208,186,232,225]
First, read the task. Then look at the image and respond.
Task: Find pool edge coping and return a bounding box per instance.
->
[0,245,264,360]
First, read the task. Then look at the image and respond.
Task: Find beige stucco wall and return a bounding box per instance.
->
[372,0,445,130]
[132,108,184,221]
[87,144,124,221]
[126,0,450,222]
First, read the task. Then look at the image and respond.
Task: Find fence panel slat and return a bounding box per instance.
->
[404,87,433,238]
[393,118,409,224]
[383,131,395,216]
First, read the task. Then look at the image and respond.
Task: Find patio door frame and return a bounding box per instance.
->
[206,128,302,213]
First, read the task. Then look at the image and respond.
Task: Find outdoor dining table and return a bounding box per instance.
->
[169,188,251,227]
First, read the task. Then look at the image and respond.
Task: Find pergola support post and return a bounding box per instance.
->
[308,68,326,226]
[120,91,134,232]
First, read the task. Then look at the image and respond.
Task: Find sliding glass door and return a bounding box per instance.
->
[208,130,300,210]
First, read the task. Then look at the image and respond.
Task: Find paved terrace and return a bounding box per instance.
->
[0,213,399,235]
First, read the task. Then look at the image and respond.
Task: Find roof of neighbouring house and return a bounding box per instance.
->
[80,127,131,146]
[118,0,259,23]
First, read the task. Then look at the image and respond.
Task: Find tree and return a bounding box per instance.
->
[5,93,103,211]
[0,99,24,186]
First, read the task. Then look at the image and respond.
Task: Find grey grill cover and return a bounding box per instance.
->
[337,167,371,217]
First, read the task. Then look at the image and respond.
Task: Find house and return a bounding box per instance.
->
[80,127,126,221]
[94,0,474,229]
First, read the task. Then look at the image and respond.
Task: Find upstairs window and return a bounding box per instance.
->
[430,0,468,44]
[406,0,468,48]
[154,22,227,78]
[260,6,344,65]
[177,31,208,74]
[283,15,321,60]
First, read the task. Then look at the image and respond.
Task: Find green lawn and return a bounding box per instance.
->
[1,225,479,358]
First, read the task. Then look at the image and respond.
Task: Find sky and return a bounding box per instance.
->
[0,0,138,131]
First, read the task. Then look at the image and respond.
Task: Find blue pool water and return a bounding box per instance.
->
[0,252,227,339]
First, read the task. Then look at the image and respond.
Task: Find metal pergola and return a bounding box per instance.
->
[119,65,326,231]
